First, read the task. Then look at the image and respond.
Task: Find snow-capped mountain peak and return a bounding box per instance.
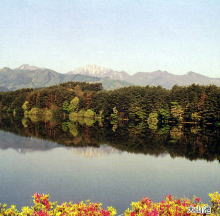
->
[68,64,130,80]
[17,64,40,71]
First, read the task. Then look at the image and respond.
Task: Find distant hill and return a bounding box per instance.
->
[0,64,219,91]
[0,64,131,91]
[69,65,220,89]
[128,70,220,88]
[0,87,9,92]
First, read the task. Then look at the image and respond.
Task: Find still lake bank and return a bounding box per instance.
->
[0,114,219,213]
[0,82,219,214]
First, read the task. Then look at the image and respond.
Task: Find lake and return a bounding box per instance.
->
[0,115,219,213]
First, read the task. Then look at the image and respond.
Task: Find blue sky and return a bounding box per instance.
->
[0,0,220,76]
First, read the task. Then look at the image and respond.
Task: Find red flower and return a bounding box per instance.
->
[166,194,173,200]
[141,197,152,204]
[194,197,201,203]
[33,210,49,216]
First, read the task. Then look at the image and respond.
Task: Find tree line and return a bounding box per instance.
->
[0,82,220,125]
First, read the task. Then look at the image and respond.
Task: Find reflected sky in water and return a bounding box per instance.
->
[0,130,219,213]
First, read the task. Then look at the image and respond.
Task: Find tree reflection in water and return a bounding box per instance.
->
[0,114,219,162]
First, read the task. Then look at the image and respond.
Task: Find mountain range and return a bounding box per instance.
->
[0,64,130,91]
[69,64,220,88]
[0,64,219,91]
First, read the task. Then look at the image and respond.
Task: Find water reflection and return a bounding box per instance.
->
[0,115,220,213]
[0,114,219,162]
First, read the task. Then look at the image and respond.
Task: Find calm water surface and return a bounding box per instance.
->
[0,116,220,213]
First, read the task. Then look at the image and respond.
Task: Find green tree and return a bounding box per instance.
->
[62,101,70,113]
[84,109,95,118]
[147,112,159,130]
[170,102,184,122]
[129,104,146,122]
[158,108,170,124]
[111,107,119,121]
[22,101,30,111]
[69,97,79,112]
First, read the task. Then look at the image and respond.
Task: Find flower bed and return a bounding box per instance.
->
[124,193,220,216]
[0,193,219,216]
[0,193,116,216]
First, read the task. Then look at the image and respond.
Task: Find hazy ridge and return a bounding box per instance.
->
[0,64,219,91]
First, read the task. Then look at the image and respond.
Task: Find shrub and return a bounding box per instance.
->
[125,194,220,216]
[0,193,220,215]
[22,101,30,111]
[27,108,44,115]
[24,108,53,122]
[69,112,78,121]
[0,193,117,216]
[78,109,85,117]
[147,112,159,130]
[84,109,95,118]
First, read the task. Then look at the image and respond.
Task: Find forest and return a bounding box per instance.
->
[0,81,220,127]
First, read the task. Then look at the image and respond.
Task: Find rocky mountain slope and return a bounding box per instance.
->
[69,65,220,89]
[69,64,130,81]
[0,64,219,91]
[0,64,130,91]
